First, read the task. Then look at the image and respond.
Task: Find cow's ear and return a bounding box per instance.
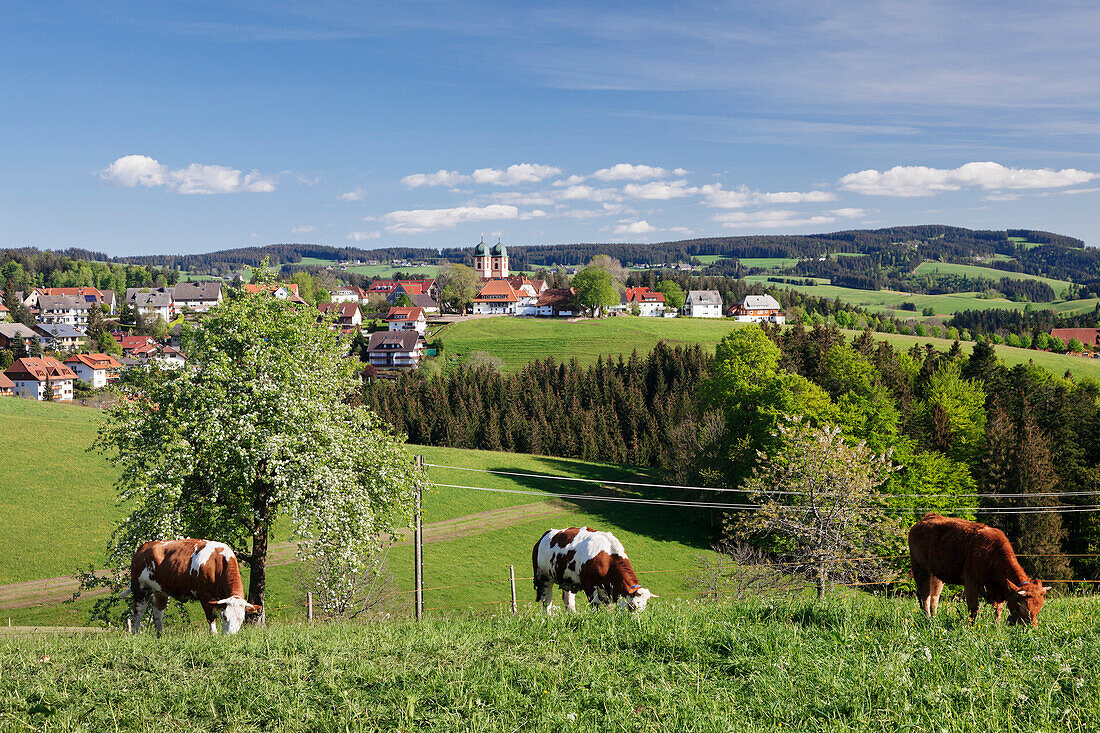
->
[1005,579,1020,592]
[245,603,262,615]
[1040,584,1052,593]
[211,597,236,608]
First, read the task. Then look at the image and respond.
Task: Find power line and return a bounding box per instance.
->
[432,482,1100,515]
[426,463,1099,500]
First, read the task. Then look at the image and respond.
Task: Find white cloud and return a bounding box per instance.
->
[339,187,367,201]
[614,219,656,234]
[593,163,673,181]
[701,183,836,208]
[553,174,588,186]
[557,184,624,202]
[838,162,1096,197]
[101,155,276,194]
[828,208,865,218]
[401,169,471,188]
[291,225,315,234]
[471,163,562,185]
[347,230,381,241]
[520,209,548,220]
[666,226,694,235]
[383,204,519,234]
[482,191,557,206]
[623,179,698,200]
[714,209,840,229]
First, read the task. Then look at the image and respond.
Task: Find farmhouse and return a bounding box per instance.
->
[125,287,175,322]
[0,323,37,351]
[622,287,666,317]
[4,356,77,401]
[171,282,223,312]
[33,323,87,352]
[317,301,363,331]
[64,353,123,388]
[730,294,785,324]
[386,306,427,334]
[1050,328,1100,350]
[535,288,578,317]
[683,290,723,318]
[366,330,425,370]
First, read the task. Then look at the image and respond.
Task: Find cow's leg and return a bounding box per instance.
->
[992,601,1005,625]
[964,583,982,623]
[913,563,933,617]
[562,589,577,613]
[203,604,219,634]
[535,577,555,614]
[131,597,149,634]
[151,593,168,637]
[927,577,945,617]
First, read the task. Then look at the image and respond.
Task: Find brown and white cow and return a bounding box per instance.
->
[533,527,656,613]
[909,513,1051,627]
[123,539,261,636]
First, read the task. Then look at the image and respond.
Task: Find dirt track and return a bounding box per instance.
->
[0,500,577,612]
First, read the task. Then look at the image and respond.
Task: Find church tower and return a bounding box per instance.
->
[473,237,509,279]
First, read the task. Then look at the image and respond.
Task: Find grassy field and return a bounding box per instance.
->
[0,399,717,626]
[913,261,1073,293]
[296,256,440,278]
[435,316,1100,379]
[3,595,1099,731]
[740,257,800,269]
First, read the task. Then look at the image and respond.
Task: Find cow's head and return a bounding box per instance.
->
[213,597,262,634]
[618,586,657,613]
[1005,579,1051,628]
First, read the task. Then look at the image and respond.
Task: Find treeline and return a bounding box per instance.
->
[1,248,179,296]
[366,343,710,469]
[948,307,1100,338]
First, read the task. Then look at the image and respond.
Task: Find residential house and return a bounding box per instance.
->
[0,303,8,321]
[171,281,223,313]
[331,285,368,304]
[410,292,440,315]
[1050,328,1100,350]
[0,372,13,397]
[243,283,309,304]
[317,301,363,331]
[120,335,157,354]
[534,288,578,317]
[386,307,427,334]
[730,294,785,324]
[683,290,723,318]
[623,287,666,317]
[125,287,175,322]
[129,344,187,369]
[366,331,425,370]
[471,280,520,315]
[33,323,87,352]
[4,356,76,401]
[35,294,93,330]
[64,353,123,388]
[0,323,37,351]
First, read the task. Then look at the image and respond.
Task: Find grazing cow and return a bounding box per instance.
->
[123,539,261,635]
[909,513,1051,627]
[532,527,656,613]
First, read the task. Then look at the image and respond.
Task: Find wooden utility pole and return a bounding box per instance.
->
[414,455,424,621]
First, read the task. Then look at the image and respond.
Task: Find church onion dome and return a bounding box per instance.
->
[490,241,507,256]
[474,239,489,256]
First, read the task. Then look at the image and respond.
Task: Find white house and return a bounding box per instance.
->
[3,356,76,401]
[171,282,223,313]
[730,294,785,324]
[623,287,666,317]
[471,280,520,315]
[684,290,723,318]
[366,331,425,370]
[35,295,92,330]
[125,287,175,322]
[64,353,123,389]
[386,306,427,334]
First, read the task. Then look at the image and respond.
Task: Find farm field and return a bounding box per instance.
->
[3,595,1099,731]
[0,399,716,626]
[739,257,800,269]
[435,316,1100,380]
[913,261,1073,293]
[296,256,440,278]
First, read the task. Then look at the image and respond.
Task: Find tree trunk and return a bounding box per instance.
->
[248,479,273,625]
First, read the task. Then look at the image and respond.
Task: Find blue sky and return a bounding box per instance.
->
[2,1,1099,256]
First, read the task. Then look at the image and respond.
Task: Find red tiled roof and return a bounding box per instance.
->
[4,356,77,382]
[121,335,155,351]
[65,353,124,370]
[0,373,13,390]
[473,280,519,302]
[244,283,300,296]
[386,307,425,321]
[1050,328,1100,348]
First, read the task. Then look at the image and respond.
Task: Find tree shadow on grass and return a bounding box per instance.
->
[483,454,717,550]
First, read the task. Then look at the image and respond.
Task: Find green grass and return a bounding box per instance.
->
[693,254,729,264]
[913,261,1073,293]
[3,595,1100,731]
[343,264,440,277]
[435,316,746,372]
[1007,236,1044,250]
[739,257,800,269]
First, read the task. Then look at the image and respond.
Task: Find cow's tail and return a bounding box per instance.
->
[533,530,552,593]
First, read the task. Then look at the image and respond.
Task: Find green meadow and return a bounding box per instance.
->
[913,261,1074,293]
[3,596,1100,732]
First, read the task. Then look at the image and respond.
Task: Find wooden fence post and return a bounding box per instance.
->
[307,592,314,623]
[414,455,424,621]
[509,565,517,615]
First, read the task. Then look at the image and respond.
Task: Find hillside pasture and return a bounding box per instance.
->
[739,257,800,269]
[3,596,1100,731]
[913,261,1073,293]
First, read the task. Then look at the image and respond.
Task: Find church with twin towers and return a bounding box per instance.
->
[473,237,509,280]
